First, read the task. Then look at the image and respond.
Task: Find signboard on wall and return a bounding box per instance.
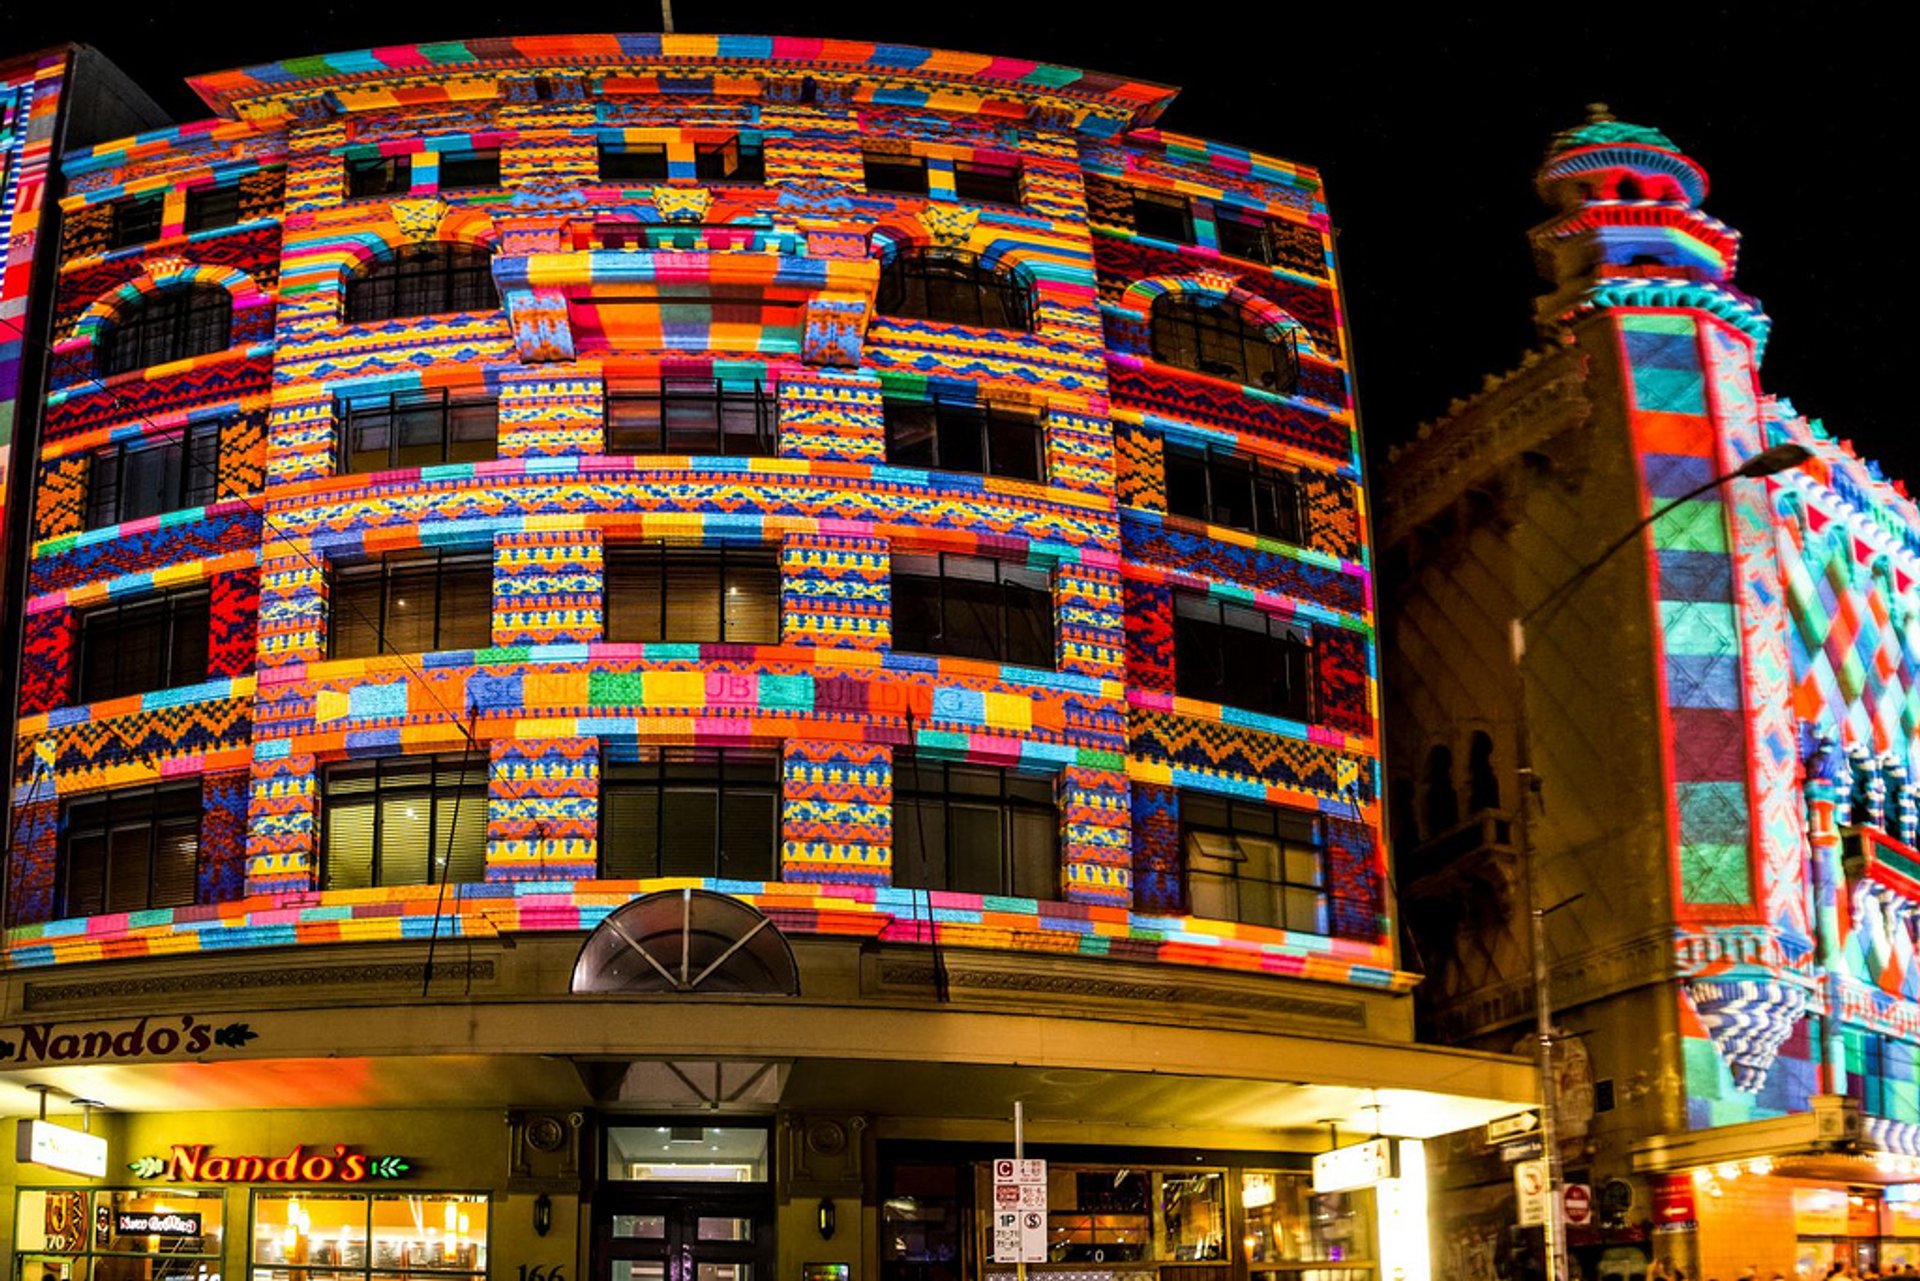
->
[15,1119,108,1177]
[1514,1159,1548,1229]
[1312,1139,1396,1193]
[115,1212,203,1237]
[126,1144,412,1183]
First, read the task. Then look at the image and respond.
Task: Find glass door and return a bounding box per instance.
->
[599,1196,768,1281]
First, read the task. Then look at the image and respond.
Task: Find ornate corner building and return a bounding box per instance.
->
[1383,108,1920,1269]
[0,35,1530,1281]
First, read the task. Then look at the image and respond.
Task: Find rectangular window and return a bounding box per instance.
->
[15,1188,224,1281]
[1132,190,1193,244]
[1172,592,1310,720]
[251,1190,488,1281]
[107,195,164,250]
[892,754,1057,899]
[59,782,201,918]
[891,552,1053,669]
[952,159,1023,206]
[1214,208,1274,265]
[346,152,412,198]
[883,398,1044,483]
[603,542,780,646]
[694,135,765,183]
[339,389,498,473]
[75,589,211,703]
[601,747,780,881]
[329,551,494,659]
[1180,790,1326,933]
[437,148,501,190]
[605,379,778,456]
[321,754,489,889]
[85,421,222,528]
[1243,1171,1376,1266]
[184,184,243,234]
[1162,444,1304,543]
[864,152,929,196]
[600,142,670,182]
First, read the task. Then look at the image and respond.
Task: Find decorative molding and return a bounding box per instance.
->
[875,962,1367,1027]
[24,961,496,1010]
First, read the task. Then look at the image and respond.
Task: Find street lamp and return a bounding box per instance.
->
[1506,441,1810,1281]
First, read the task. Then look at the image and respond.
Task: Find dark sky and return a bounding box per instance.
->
[4,3,1904,477]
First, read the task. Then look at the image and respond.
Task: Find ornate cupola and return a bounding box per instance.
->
[1528,104,1769,355]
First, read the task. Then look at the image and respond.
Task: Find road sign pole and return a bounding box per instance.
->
[1015,1103,1026,1281]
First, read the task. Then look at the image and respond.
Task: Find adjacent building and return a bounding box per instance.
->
[1384,108,1920,1274]
[0,34,1532,1281]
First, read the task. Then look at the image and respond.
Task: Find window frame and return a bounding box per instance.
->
[106,194,165,250]
[336,388,500,474]
[327,550,496,659]
[863,151,929,196]
[73,587,212,705]
[598,141,670,183]
[343,241,498,324]
[57,781,202,920]
[1131,190,1194,244]
[1178,790,1328,934]
[183,184,244,234]
[889,550,1054,670]
[602,541,782,647]
[952,158,1024,207]
[694,134,765,184]
[1171,591,1312,722]
[890,753,1059,900]
[1149,293,1300,395]
[1162,442,1305,544]
[598,746,782,882]
[319,753,490,891]
[1214,207,1276,266]
[436,148,502,191]
[603,378,779,457]
[98,285,234,377]
[84,419,222,529]
[875,248,1033,331]
[250,1188,489,1281]
[883,396,1046,483]
[345,152,412,199]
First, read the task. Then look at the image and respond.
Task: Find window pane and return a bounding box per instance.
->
[892,800,946,890]
[941,572,999,661]
[378,791,432,886]
[63,831,107,917]
[608,393,665,453]
[185,185,243,233]
[1133,193,1192,243]
[601,145,668,182]
[660,789,719,877]
[663,554,724,642]
[330,570,384,659]
[987,413,1042,482]
[887,402,938,468]
[104,822,152,914]
[371,1193,487,1273]
[347,410,393,472]
[394,404,445,469]
[954,161,1022,206]
[437,565,494,651]
[152,816,200,908]
[602,786,660,878]
[607,549,665,643]
[326,796,375,889]
[383,566,437,654]
[447,402,498,462]
[119,441,178,522]
[720,792,777,882]
[168,597,211,687]
[1003,577,1053,669]
[948,806,1002,894]
[865,155,928,195]
[438,149,500,190]
[1010,809,1057,900]
[435,787,489,884]
[724,558,780,644]
[934,407,987,475]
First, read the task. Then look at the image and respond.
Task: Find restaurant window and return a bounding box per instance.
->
[1150,294,1299,395]
[85,421,221,528]
[863,152,929,196]
[321,753,488,890]
[882,1160,967,1281]
[1163,443,1304,543]
[599,142,669,182]
[600,747,780,883]
[891,552,1052,669]
[1131,190,1193,245]
[107,195,165,250]
[695,135,765,183]
[346,152,411,198]
[436,148,500,190]
[184,184,244,234]
[953,159,1022,206]
[876,249,1033,331]
[58,781,200,919]
[1180,791,1328,934]
[970,1164,1226,1266]
[329,551,494,659]
[337,390,498,473]
[344,243,497,323]
[1242,1171,1376,1275]
[884,398,1044,483]
[15,1187,225,1281]
[75,589,211,704]
[604,379,778,456]
[1173,592,1311,721]
[251,1191,488,1281]
[891,755,1057,900]
[99,285,232,377]
[602,543,780,646]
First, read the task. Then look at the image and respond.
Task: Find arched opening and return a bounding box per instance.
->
[98,284,233,376]
[875,247,1033,330]
[345,241,497,323]
[1149,293,1298,393]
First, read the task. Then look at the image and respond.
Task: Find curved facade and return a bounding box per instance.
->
[1,36,1528,1281]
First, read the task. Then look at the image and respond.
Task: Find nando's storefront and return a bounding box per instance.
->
[0,905,1533,1281]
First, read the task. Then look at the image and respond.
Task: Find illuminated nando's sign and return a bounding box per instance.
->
[127,1145,413,1184]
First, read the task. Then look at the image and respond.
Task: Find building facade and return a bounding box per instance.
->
[0,34,1531,1281]
[1383,109,1920,1274]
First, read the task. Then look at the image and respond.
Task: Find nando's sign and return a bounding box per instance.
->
[128,1144,413,1184]
[0,1015,259,1065]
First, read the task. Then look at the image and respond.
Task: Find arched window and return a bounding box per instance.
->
[344,242,497,324]
[98,285,233,376]
[876,248,1032,331]
[1150,294,1299,394]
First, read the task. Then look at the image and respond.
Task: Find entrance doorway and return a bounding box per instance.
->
[594,1125,774,1281]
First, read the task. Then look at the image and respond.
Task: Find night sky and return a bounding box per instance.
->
[3,4,1903,477]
